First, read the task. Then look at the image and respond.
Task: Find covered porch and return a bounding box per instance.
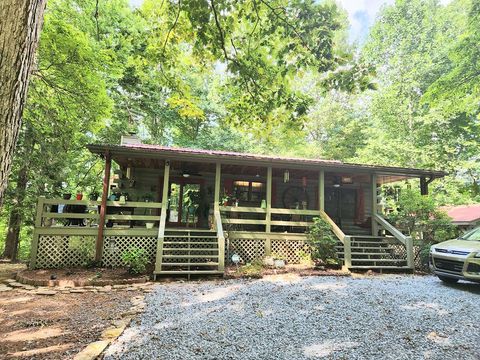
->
[29,142,445,276]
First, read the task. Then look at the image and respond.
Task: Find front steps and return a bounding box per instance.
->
[155,229,224,279]
[337,236,409,270]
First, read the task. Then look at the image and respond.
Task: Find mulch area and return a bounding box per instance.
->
[225,263,350,279]
[16,267,149,287]
[0,289,142,359]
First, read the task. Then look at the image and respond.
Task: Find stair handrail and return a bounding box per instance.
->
[214,209,225,272]
[320,210,351,269]
[320,210,345,244]
[373,214,407,245]
[374,213,413,269]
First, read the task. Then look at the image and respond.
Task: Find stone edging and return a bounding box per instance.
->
[0,278,155,295]
[73,294,148,360]
[15,271,149,287]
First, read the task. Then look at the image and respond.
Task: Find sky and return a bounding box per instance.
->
[129,0,453,44]
[337,0,453,43]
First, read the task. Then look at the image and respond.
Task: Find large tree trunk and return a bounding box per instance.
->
[0,0,46,207]
[2,165,28,261]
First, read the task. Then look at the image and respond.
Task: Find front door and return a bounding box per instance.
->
[324,187,357,227]
[167,179,203,227]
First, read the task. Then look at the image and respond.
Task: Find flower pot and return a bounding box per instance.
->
[63,193,72,200]
[76,193,83,200]
[145,222,154,229]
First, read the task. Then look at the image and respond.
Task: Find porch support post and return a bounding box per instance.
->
[96,150,111,263]
[265,166,272,256]
[371,173,378,237]
[214,163,221,213]
[420,176,428,195]
[154,160,170,275]
[30,196,45,269]
[214,163,225,271]
[319,170,325,211]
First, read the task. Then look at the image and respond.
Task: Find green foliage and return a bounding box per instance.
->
[236,260,264,278]
[68,236,96,267]
[121,247,149,274]
[308,217,339,265]
[386,189,457,266]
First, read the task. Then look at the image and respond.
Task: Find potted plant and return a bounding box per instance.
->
[89,191,99,201]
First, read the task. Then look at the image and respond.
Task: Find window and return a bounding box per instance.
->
[233,180,265,203]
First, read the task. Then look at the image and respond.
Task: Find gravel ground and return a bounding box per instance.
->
[105,275,480,360]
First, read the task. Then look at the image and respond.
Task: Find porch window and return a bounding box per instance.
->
[233,180,265,204]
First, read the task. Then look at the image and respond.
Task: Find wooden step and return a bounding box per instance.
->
[163,241,218,245]
[351,259,406,263]
[156,270,224,275]
[163,255,219,259]
[349,265,411,270]
[338,252,392,256]
[161,262,219,266]
[163,248,219,252]
[163,235,218,239]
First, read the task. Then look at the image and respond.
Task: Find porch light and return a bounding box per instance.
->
[182,171,190,178]
[333,177,341,188]
[284,170,290,183]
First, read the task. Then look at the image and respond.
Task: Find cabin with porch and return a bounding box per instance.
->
[30,136,445,277]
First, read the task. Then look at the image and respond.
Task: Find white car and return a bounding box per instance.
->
[429,227,480,283]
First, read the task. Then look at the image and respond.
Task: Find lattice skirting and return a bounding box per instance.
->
[271,239,312,264]
[228,238,266,263]
[102,236,157,267]
[35,235,96,268]
[227,237,311,264]
[386,243,408,260]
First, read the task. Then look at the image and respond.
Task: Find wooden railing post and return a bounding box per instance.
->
[406,236,414,269]
[214,163,225,272]
[29,196,45,269]
[371,173,379,236]
[96,151,111,263]
[155,160,170,275]
[265,166,272,256]
[343,235,352,270]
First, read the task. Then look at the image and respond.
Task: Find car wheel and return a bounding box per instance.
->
[437,275,459,284]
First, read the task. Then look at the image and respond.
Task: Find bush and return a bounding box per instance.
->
[308,217,339,266]
[121,247,149,274]
[386,189,457,268]
[237,260,263,278]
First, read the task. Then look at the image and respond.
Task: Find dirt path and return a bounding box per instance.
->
[0,290,142,359]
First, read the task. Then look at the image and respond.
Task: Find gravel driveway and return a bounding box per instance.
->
[105,275,480,360]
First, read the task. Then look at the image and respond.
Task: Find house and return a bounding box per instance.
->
[30,136,446,277]
[440,204,480,230]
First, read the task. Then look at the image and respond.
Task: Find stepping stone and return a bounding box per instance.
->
[35,290,57,296]
[4,279,16,284]
[74,340,110,360]
[0,286,13,292]
[9,282,26,288]
[70,289,87,293]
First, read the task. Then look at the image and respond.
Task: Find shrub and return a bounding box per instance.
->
[386,189,457,268]
[68,236,96,267]
[308,217,339,266]
[121,247,149,274]
[237,260,263,278]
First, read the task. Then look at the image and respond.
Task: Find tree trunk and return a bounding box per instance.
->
[0,0,46,207]
[2,165,29,261]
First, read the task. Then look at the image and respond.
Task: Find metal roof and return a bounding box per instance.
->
[86,143,447,178]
